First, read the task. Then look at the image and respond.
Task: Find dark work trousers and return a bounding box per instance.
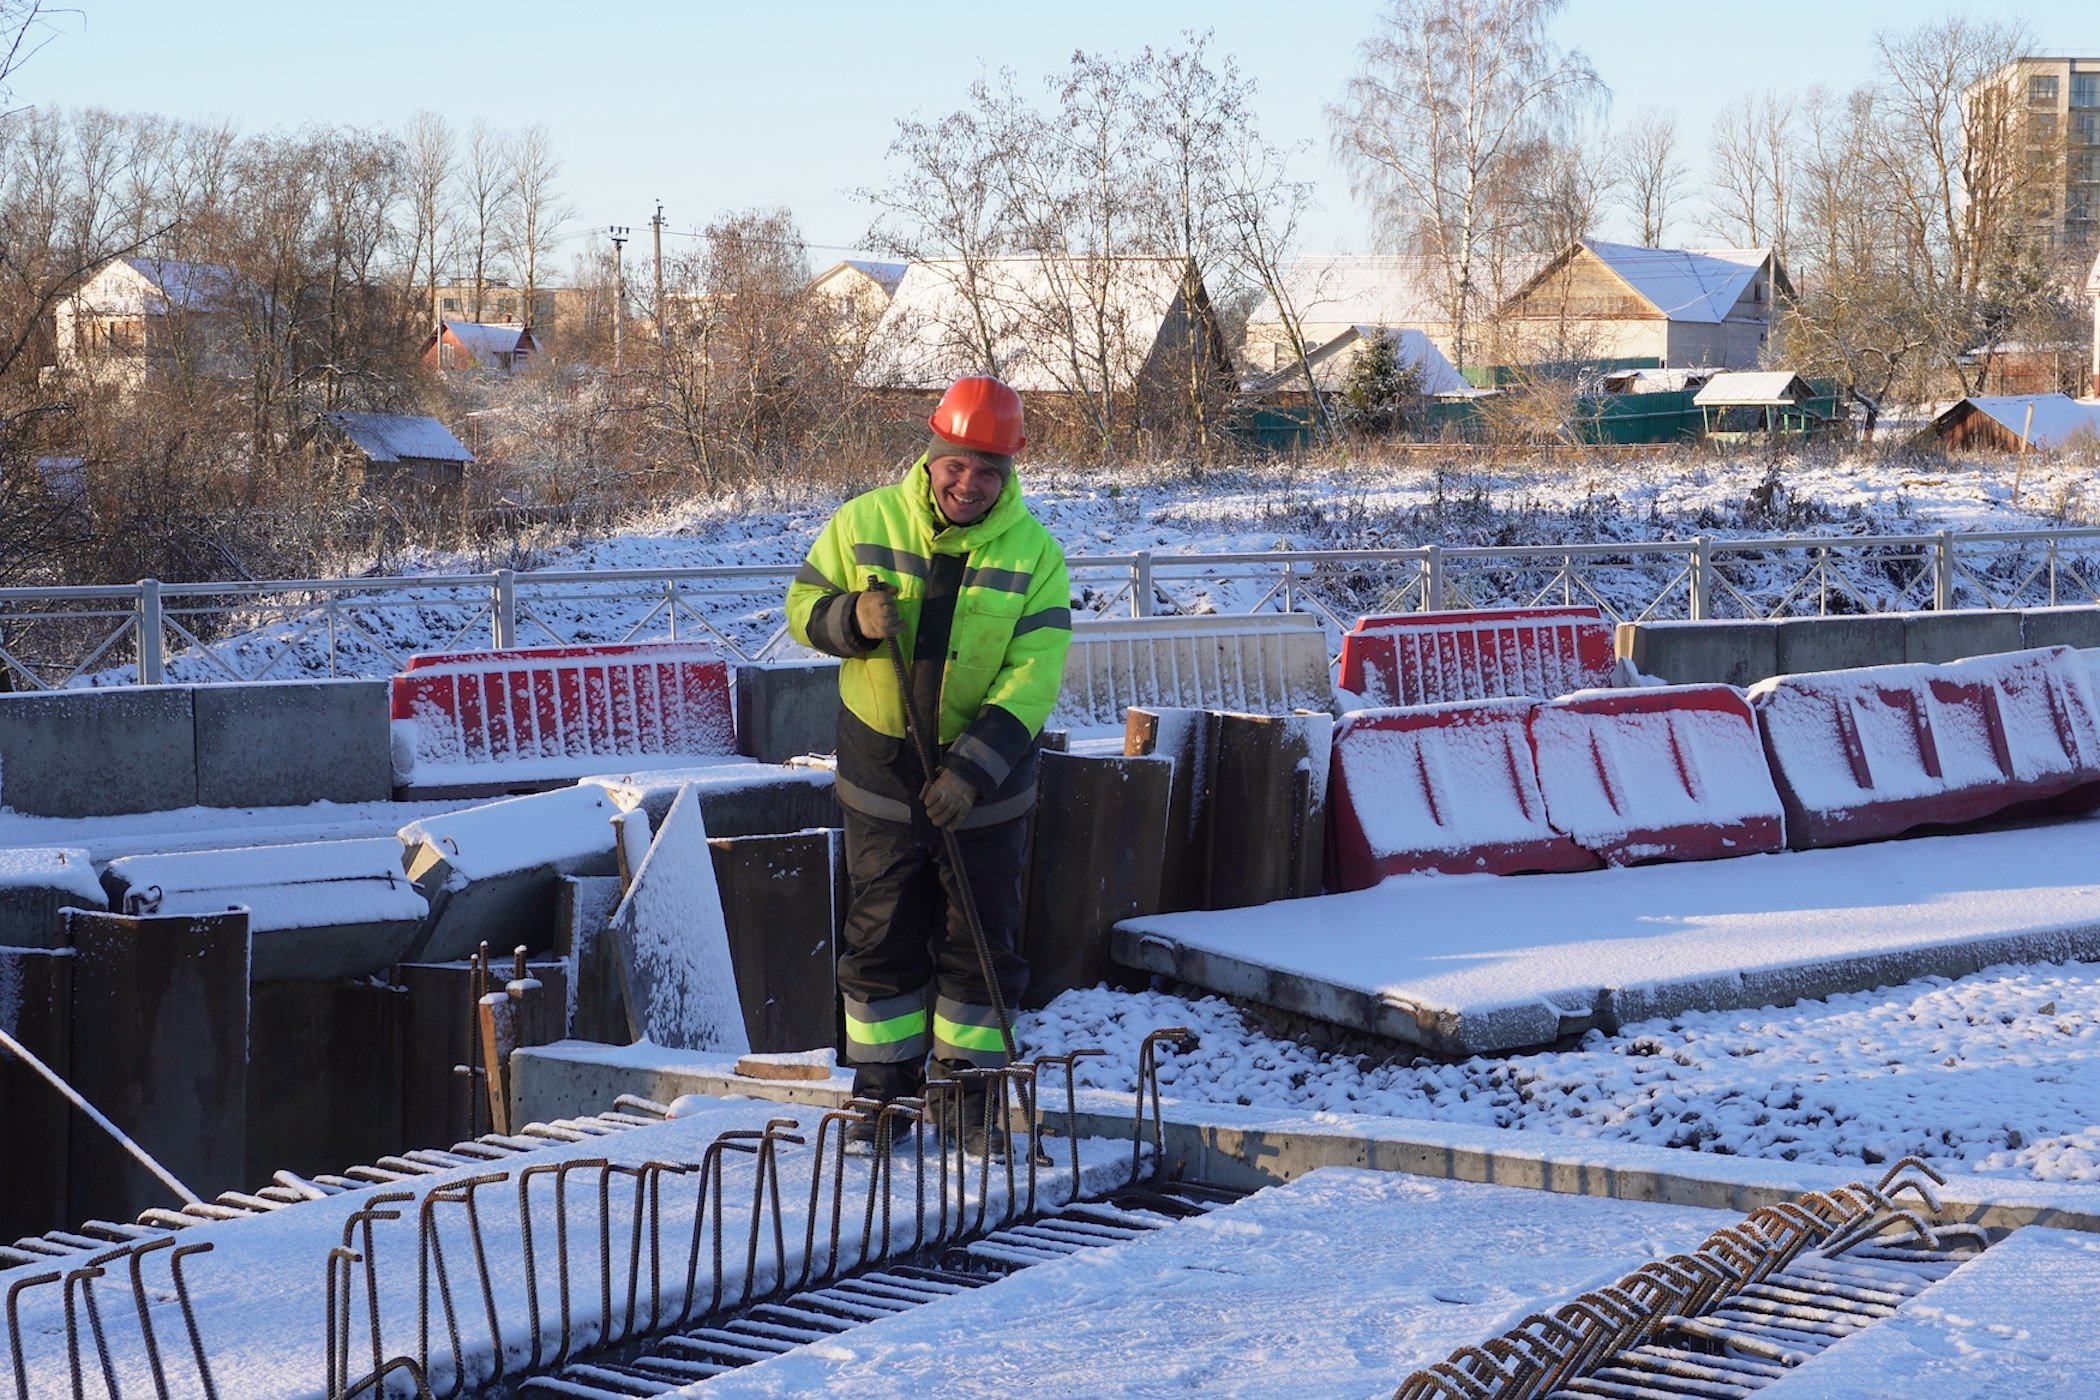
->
[837,803,1030,1099]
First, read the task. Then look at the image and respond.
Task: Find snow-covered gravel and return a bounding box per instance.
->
[1021,960,2100,1186]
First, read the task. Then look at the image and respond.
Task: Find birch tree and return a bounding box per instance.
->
[1614,107,1685,246]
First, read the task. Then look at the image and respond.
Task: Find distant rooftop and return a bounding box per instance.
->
[320,411,473,463]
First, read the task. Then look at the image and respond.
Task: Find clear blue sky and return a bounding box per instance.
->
[14,0,2097,260]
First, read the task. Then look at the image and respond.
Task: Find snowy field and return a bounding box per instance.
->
[1022,958,2100,1187]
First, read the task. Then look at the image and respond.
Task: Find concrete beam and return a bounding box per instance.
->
[1773,615,1907,676]
[401,786,621,964]
[1903,608,2024,664]
[733,660,840,764]
[1615,619,1780,688]
[0,947,72,1242]
[194,680,393,808]
[64,907,248,1222]
[0,687,196,817]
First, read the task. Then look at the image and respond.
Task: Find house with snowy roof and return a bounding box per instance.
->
[1932,394,2100,453]
[420,320,541,374]
[1491,241,1790,371]
[310,410,474,495]
[1244,325,1473,400]
[54,256,256,384]
[1240,255,1449,378]
[855,256,1231,406]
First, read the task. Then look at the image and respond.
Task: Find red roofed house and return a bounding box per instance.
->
[420,320,541,374]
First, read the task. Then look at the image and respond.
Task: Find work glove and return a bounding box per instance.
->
[854,586,904,642]
[921,767,979,830]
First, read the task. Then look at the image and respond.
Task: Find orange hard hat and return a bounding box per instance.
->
[929,376,1026,456]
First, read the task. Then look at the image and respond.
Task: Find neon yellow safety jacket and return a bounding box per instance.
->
[786,456,1072,828]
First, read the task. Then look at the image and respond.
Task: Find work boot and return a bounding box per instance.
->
[843,1064,922,1156]
[947,1068,1011,1161]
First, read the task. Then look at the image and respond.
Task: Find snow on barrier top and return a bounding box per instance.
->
[1053,613,1334,733]
[1751,645,2100,849]
[1530,685,1784,866]
[390,640,734,788]
[1115,816,2100,1056]
[1338,606,1615,708]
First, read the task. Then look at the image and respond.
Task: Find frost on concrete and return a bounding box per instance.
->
[606,782,749,1053]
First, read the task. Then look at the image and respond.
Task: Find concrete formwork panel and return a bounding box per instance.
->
[733,660,841,764]
[1615,619,1781,688]
[0,686,197,817]
[557,874,628,1044]
[1773,615,1907,676]
[1020,752,1170,1008]
[245,978,407,1183]
[707,829,839,1053]
[1206,712,1332,909]
[1125,708,1216,916]
[2021,606,2100,651]
[400,785,621,963]
[1903,608,2025,665]
[0,946,73,1242]
[193,679,393,808]
[0,847,105,949]
[1057,614,1335,731]
[64,907,249,1223]
[399,960,485,1150]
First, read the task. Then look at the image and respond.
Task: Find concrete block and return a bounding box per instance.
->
[2021,606,2100,651]
[1616,619,1780,688]
[0,847,105,948]
[1773,614,1907,676]
[1058,613,1334,731]
[1903,608,2024,664]
[194,679,392,807]
[1021,753,1170,1007]
[104,837,425,981]
[0,686,196,817]
[708,829,839,1053]
[65,907,249,1222]
[246,978,406,1183]
[0,947,72,1241]
[734,659,841,763]
[400,785,621,963]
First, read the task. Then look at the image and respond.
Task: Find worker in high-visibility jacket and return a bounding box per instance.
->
[786,376,1071,1140]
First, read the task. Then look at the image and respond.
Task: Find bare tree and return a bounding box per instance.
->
[1330,0,1602,372]
[501,124,573,333]
[402,110,454,327]
[456,120,511,322]
[1614,107,1685,245]
[1706,90,1795,256]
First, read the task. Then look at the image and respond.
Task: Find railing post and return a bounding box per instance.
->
[1420,545,1443,612]
[137,578,164,685]
[1933,531,1955,612]
[493,569,517,648]
[1132,551,1153,617]
[1690,535,1712,621]
[665,579,679,640]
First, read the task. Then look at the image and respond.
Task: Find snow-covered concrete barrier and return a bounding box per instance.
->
[191,679,392,807]
[390,640,735,795]
[0,686,197,817]
[1326,699,1596,890]
[1530,685,1784,865]
[399,785,622,962]
[1338,606,1615,708]
[1752,646,2100,849]
[1619,606,2100,689]
[1054,613,1333,732]
[732,657,840,762]
[103,837,427,981]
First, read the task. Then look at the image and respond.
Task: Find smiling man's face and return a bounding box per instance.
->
[929,453,1006,526]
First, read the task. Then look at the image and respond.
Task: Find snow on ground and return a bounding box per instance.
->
[1022,959,2100,1187]
[100,445,2100,685]
[697,1166,1729,1400]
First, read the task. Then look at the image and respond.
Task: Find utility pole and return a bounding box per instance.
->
[651,201,667,349]
[608,225,631,369]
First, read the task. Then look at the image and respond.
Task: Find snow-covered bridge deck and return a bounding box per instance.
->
[1113,815,2100,1056]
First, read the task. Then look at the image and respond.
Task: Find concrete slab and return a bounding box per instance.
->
[1903,607,2024,664]
[64,907,248,1222]
[0,946,72,1242]
[1774,614,1907,675]
[1113,816,2100,1056]
[193,679,392,807]
[733,659,840,763]
[0,685,196,817]
[1616,618,1780,687]
[0,847,104,948]
[246,978,407,1183]
[698,1167,1729,1400]
[400,785,621,963]
[103,837,425,981]
[604,784,748,1052]
[1020,752,1169,1007]
[511,1041,854,1124]
[707,828,838,1053]
[2021,605,2100,651]
[583,761,839,836]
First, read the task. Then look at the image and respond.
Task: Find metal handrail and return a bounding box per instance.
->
[5,526,2100,689]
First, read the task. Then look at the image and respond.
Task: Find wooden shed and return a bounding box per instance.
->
[1931,394,2100,453]
[315,411,473,494]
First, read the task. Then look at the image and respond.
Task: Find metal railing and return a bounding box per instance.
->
[5,527,2100,690]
